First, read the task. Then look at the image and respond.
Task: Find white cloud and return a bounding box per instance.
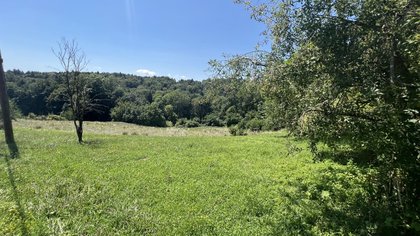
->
[136,69,156,77]
[167,74,192,80]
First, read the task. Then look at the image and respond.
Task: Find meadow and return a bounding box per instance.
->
[1,120,375,235]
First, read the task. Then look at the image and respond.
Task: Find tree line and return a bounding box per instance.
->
[4,69,270,132]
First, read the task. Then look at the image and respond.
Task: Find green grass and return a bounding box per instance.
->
[1,122,374,235]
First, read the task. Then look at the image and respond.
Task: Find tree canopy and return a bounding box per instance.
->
[228,0,419,233]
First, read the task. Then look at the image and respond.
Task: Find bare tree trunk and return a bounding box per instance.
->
[73,119,83,143]
[77,120,83,143]
[53,39,89,144]
[0,51,18,157]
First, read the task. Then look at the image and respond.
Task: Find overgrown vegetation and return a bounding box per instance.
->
[220,0,419,233]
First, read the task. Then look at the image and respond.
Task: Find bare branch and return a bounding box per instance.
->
[52,38,89,143]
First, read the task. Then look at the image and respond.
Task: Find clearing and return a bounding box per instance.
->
[1,120,371,235]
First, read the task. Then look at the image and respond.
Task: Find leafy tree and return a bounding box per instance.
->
[5,72,58,116]
[161,90,192,119]
[163,104,177,124]
[233,0,419,233]
[191,97,211,121]
[110,101,166,127]
[83,74,121,121]
[141,102,166,127]
[205,63,265,126]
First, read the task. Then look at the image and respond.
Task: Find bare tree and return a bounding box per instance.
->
[53,38,90,143]
[0,51,18,156]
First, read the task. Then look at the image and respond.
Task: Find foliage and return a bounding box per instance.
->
[203,113,224,127]
[110,101,166,127]
[178,119,200,128]
[228,125,247,136]
[46,114,66,121]
[0,100,21,121]
[163,104,177,124]
[246,118,265,132]
[232,0,420,233]
[161,90,192,119]
[5,69,267,128]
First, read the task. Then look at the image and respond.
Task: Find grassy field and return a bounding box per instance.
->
[14,119,230,136]
[1,121,374,235]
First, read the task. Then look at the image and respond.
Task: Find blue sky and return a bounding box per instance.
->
[0,0,266,80]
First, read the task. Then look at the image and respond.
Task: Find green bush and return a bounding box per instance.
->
[229,125,247,136]
[175,118,187,127]
[47,114,66,121]
[175,119,200,128]
[225,112,242,127]
[246,118,265,132]
[27,113,47,120]
[164,104,177,124]
[27,113,37,119]
[203,114,223,127]
[237,119,247,130]
[60,109,74,120]
[185,119,200,128]
[111,101,166,127]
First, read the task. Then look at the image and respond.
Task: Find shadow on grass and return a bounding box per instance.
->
[7,141,19,159]
[82,139,104,148]
[2,155,28,235]
[269,166,380,235]
[301,148,409,235]
[1,141,28,235]
[315,149,378,167]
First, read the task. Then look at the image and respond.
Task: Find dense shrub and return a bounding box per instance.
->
[47,114,66,121]
[246,118,265,132]
[229,125,247,136]
[27,113,47,120]
[27,112,37,119]
[185,119,200,128]
[203,114,224,127]
[111,102,166,127]
[60,108,74,120]
[175,118,187,127]
[175,119,200,128]
[225,107,242,127]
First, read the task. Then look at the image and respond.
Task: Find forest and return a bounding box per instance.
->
[4,70,268,132]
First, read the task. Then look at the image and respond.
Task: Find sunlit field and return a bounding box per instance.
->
[14,119,230,137]
[1,121,373,235]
